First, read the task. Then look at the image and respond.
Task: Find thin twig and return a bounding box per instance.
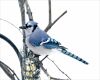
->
[47,57,71,80]
[45,10,67,32]
[40,61,70,80]
[41,55,48,62]
[50,77,68,80]
[40,63,50,77]
[0,18,22,35]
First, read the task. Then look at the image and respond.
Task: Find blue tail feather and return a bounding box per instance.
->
[58,46,88,65]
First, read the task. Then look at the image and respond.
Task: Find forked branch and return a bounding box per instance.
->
[45,10,67,32]
[47,57,71,80]
[40,57,71,80]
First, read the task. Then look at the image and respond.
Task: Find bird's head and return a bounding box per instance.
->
[19,21,38,35]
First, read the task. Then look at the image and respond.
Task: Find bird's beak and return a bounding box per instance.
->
[19,26,26,29]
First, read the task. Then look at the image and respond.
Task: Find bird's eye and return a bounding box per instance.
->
[27,25,32,28]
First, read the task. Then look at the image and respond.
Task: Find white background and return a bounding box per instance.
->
[0,0,100,80]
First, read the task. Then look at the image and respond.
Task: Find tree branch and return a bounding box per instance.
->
[40,58,71,80]
[41,55,48,62]
[18,0,27,55]
[18,0,27,80]
[50,77,68,80]
[45,10,67,32]
[48,0,52,25]
[40,64,68,80]
[47,57,71,80]
[25,0,33,20]
[0,61,20,80]
[40,63,51,78]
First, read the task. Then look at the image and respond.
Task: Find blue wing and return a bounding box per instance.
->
[42,38,61,49]
[29,27,61,49]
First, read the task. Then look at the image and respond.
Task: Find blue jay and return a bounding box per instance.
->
[20,20,88,65]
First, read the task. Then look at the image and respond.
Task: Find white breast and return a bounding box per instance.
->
[26,37,52,55]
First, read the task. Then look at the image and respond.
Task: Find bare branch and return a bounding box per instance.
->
[41,55,48,62]
[48,0,52,25]
[18,0,27,55]
[25,0,33,20]
[40,59,71,80]
[45,10,67,32]
[50,77,68,80]
[40,63,69,80]
[40,63,51,77]
[47,57,71,80]
[18,0,28,80]
[0,61,20,80]
[0,18,22,35]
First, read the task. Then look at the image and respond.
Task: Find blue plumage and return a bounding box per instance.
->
[29,27,49,46]
[22,21,88,65]
[58,46,88,64]
[29,26,61,49]
[42,38,61,49]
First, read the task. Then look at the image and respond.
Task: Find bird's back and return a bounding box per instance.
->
[29,28,49,46]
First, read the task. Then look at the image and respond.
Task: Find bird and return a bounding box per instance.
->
[19,20,88,65]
